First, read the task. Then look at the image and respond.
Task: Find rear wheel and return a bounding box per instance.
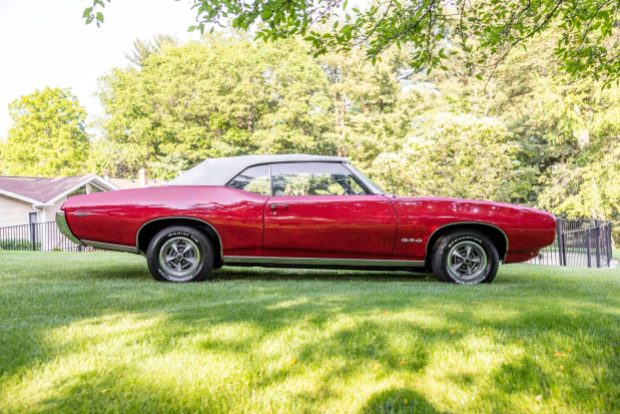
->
[431,231,499,284]
[146,226,214,282]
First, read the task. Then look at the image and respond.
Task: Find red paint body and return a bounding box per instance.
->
[61,186,556,265]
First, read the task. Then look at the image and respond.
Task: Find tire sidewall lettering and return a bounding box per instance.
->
[165,231,200,245]
[447,235,484,249]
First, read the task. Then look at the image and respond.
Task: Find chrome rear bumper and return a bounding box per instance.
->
[55,211,83,245]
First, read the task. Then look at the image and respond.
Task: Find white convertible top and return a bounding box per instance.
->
[170,154,349,186]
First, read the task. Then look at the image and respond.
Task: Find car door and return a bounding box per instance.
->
[263,162,397,259]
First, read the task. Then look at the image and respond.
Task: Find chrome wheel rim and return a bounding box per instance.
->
[446,240,488,282]
[158,236,201,281]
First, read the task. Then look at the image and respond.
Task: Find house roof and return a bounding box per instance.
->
[0,174,118,206]
[170,154,349,186]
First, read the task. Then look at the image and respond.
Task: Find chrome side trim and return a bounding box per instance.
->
[425,221,510,261]
[223,256,424,267]
[55,211,83,245]
[135,216,224,259]
[82,239,140,253]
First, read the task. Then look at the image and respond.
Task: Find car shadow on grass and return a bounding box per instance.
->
[214,266,435,283]
[44,251,521,284]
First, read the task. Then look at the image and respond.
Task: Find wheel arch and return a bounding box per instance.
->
[136,217,224,268]
[425,222,508,267]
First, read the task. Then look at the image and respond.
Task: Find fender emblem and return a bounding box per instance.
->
[401,238,423,243]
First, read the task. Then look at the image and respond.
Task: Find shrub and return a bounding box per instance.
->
[0,239,41,251]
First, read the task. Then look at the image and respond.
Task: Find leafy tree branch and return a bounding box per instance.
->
[83,0,620,81]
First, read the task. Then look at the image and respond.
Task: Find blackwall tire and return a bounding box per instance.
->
[146,226,214,282]
[431,231,499,285]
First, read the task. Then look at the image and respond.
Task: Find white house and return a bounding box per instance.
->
[0,174,118,228]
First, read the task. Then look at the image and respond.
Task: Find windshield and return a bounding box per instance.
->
[345,164,385,195]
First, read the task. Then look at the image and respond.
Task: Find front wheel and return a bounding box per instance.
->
[146,226,214,282]
[431,231,499,285]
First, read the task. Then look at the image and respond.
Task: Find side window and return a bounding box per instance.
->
[271,162,369,196]
[227,165,271,196]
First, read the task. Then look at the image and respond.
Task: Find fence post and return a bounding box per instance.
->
[585,228,591,267]
[595,227,601,268]
[30,223,36,251]
[561,232,567,267]
[601,224,607,267]
[557,218,564,266]
[610,224,614,264]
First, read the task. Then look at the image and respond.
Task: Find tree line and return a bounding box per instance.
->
[0,32,619,239]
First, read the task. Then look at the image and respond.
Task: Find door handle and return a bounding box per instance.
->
[270,203,289,210]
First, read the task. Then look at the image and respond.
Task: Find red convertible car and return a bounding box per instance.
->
[56,154,556,284]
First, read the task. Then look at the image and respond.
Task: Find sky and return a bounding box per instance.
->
[0,0,201,138]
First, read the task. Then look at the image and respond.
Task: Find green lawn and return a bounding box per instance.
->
[0,252,618,413]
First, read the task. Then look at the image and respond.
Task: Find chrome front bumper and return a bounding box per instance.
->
[55,211,83,245]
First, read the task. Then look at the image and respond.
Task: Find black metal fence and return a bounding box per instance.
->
[0,221,88,252]
[527,218,614,268]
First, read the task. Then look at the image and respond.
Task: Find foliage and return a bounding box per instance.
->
[0,251,618,412]
[478,34,620,224]
[95,35,444,180]
[317,48,426,167]
[96,36,336,179]
[0,240,39,251]
[538,140,620,220]
[0,87,90,177]
[125,35,177,67]
[370,113,536,203]
[85,0,620,82]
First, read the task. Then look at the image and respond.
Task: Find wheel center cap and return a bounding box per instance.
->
[176,254,184,261]
[464,258,471,264]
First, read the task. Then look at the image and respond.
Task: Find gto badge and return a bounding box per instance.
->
[401,238,423,243]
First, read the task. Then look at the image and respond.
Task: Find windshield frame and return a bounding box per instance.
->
[343,163,385,195]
